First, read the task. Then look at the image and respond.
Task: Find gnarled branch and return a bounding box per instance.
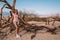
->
[0,4,6,27]
[12,0,16,9]
[0,0,6,2]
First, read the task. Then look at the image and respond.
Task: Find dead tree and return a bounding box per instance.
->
[46,17,55,25]
[12,0,16,9]
[0,4,6,27]
[0,0,16,13]
[0,1,57,39]
[0,0,27,25]
[0,0,6,2]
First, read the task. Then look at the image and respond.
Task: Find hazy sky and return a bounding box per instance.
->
[0,0,60,16]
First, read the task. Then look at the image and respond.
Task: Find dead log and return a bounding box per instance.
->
[19,21,57,34]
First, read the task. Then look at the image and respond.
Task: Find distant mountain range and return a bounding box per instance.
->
[2,11,60,18]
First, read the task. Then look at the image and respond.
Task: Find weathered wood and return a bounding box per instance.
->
[5,0,16,11]
[19,21,57,33]
[46,17,55,25]
[46,17,60,25]
[12,0,16,9]
[0,4,6,27]
[0,1,57,38]
[2,0,27,25]
[0,22,12,30]
[0,0,6,2]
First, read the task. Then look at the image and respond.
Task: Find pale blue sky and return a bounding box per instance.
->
[0,0,60,16]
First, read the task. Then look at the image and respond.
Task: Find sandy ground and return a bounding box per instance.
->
[0,21,60,40]
[3,31,60,40]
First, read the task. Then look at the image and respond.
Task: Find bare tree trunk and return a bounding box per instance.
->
[4,0,15,13]
[52,19,55,25]
[12,0,16,9]
[0,9,1,27]
[23,14,26,21]
[0,4,6,27]
[0,0,6,2]
[0,0,16,13]
[46,19,49,25]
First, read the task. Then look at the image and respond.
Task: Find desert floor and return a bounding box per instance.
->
[0,21,60,40]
